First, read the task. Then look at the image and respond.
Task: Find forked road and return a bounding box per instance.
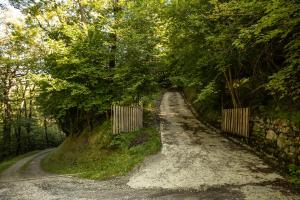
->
[0,92,299,199]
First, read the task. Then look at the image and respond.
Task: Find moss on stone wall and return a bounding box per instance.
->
[251,117,300,166]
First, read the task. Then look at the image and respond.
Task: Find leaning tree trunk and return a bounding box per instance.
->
[223,68,241,108]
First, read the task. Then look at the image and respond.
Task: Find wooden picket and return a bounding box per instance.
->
[112,104,143,134]
[221,107,250,138]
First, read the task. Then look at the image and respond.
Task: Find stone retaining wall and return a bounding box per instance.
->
[251,117,300,166]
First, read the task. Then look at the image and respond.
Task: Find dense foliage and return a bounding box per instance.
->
[163,0,300,123]
[0,12,63,160]
[1,0,299,160]
[13,0,162,135]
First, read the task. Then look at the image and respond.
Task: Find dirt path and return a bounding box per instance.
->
[0,149,52,181]
[0,92,299,199]
[128,92,300,199]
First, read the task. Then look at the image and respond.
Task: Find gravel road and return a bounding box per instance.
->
[0,150,52,182]
[0,92,299,200]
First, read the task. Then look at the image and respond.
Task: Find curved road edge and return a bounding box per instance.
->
[0,149,53,182]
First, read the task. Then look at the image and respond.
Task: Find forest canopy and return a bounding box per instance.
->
[0,0,299,159]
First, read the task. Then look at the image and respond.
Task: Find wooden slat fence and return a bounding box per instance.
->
[221,108,250,138]
[111,104,143,135]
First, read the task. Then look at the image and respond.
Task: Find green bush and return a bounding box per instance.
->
[288,164,300,185]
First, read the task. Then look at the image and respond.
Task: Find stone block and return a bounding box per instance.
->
[281,120,288,127]
[292,125,299,132]
[277,134,288,149]
[281,126,290,134]
[266,129,277,141]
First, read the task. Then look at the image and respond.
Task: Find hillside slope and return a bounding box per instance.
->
[42,111,161,180]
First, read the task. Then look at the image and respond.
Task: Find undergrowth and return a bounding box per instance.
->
[288,164,300,185]
[41,110,161,180]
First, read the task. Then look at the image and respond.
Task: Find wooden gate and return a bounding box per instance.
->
[221,108,250,138]
[111,104,143,135]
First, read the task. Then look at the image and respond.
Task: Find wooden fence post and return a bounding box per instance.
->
[113,104,116,134]
[140,104,143,128]
[221,107,250,138]
[111,104,143,134]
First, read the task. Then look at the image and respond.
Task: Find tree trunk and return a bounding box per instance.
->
[44,116,49,147]
[15,83,28,155]
[108,0,120,68]
[223,68,241,108]
[26,85,35,150]
[86,111,93,132]
[2,81,12,157]
[16,126,22,155]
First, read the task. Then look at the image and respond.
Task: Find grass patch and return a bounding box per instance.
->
[42,112,161,180]
[20,156,36,172]
[288,164,300,185]
[0,150,40,174]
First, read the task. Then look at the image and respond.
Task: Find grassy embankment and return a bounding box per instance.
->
[42,100,161,180]
[0,150,40,174]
